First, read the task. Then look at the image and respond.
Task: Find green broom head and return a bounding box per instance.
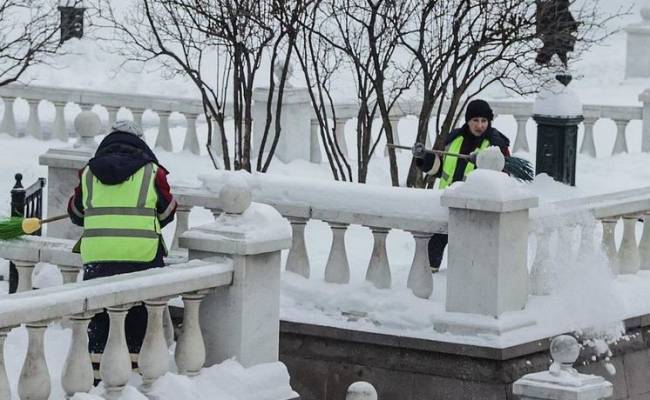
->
[504,156,534,181]
[0,217,28,240]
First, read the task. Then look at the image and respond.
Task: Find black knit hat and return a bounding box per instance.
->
[465,99,494,122]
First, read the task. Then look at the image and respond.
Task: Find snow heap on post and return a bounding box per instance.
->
[435,152,538,335]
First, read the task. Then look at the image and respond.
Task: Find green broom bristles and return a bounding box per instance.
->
[0,217,27,240]
[504,156,534,181]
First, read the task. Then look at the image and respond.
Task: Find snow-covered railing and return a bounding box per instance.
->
[0,184,292,400]
[528,186,650,295]
[172,171,447,299]
[0,241,232,399]
[327,96,648,158]
[3,83,649,163]
[0,83,230,155]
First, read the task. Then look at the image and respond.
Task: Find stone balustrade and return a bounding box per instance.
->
[0,83,234,155]
[0,181,292,399]
[2,83,648,164]
[322,97,647,160]
[172,173,447,300]
[529,186,650,295]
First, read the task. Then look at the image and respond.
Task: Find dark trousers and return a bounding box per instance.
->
[8,262,17,293]
[84,262,162,355]
[428,234,448,271]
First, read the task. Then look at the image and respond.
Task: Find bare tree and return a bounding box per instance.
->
[398,0,626,187]
[0,0,71,87]
[301,0,417,185]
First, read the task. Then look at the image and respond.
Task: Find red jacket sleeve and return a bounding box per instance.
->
[155,166,176,228]
[67,168,85,227]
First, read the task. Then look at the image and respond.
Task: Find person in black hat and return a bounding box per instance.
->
[415,99,511,272]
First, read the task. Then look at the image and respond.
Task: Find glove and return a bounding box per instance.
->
[468,149,479,165]
[412,142,426,159]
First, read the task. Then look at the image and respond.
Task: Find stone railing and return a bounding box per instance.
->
[528,186,650,296]
[0,183,293,400]
[0,83,232,155]
[3,83,649,164]
[172,172,447,300]
[323,96,649,160]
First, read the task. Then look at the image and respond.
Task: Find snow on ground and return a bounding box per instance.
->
[1,1,650,397]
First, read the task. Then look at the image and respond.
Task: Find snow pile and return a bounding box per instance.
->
[199,169,446,221]
[444,169,535,202]
[532,78,583,117]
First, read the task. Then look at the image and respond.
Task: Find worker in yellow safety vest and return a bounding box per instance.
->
[415,99,511,272]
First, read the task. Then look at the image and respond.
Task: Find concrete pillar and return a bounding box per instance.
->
[252,87,312,163]
[625,7,650,79]
[38,111,101,239]
[179,181,291,367]
[435,149,538,335]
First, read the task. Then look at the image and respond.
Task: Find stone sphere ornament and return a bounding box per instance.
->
[476,146,505,172]
[73,111,102,148]
[550,335,580,366]
[219,181,252,214]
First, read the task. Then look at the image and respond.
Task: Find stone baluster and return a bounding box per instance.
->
[18,321,51,400]
[182,113,200,155]
[171,205,191,250]
[642,88,650,152]
[611,119,630,155]
[210,119,224,157]
[15,261,35,292]
[601,218,619,275]
[0,329,11,399]
[384,117,401,156]
[530,228,554,296]
[639,211,650,270]
[139,298,170,392]
[26,98,43,140]
[366,226,391,289]
[310,119,322,163]
[578,221,596,256]
[59,265,81,285]
[406,231,434,299]
[324,221,350,284]
[53,101,68,142]
[106,106,120,128]
[175,291,208,376]
[619,215,641,274]
[62,313,94,399]
[1,96,17,136]
[131,108,145,132]
[155,110,173,151]
[101,304,133,400]
[579,117,598,157]
[334,118,349,158]
[512,114,530,153]
[285,217,310,278]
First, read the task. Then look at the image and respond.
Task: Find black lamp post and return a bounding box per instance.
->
[59,1,85,44]
[532,74,584,186]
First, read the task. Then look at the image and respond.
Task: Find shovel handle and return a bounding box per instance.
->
[40,214,69,224]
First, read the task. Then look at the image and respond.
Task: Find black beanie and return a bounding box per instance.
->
[465,99,494,122]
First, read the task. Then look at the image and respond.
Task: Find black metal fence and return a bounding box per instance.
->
[7,173,46,293]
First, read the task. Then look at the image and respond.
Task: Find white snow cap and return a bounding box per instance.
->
[533,78,583,118]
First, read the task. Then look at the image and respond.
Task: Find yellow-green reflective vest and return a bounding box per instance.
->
[80,163,161,264]
[438,136,490,190]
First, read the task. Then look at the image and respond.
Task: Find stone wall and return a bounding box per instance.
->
[280,318,650,400]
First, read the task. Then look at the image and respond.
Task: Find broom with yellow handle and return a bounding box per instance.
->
[0,214,68,239]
